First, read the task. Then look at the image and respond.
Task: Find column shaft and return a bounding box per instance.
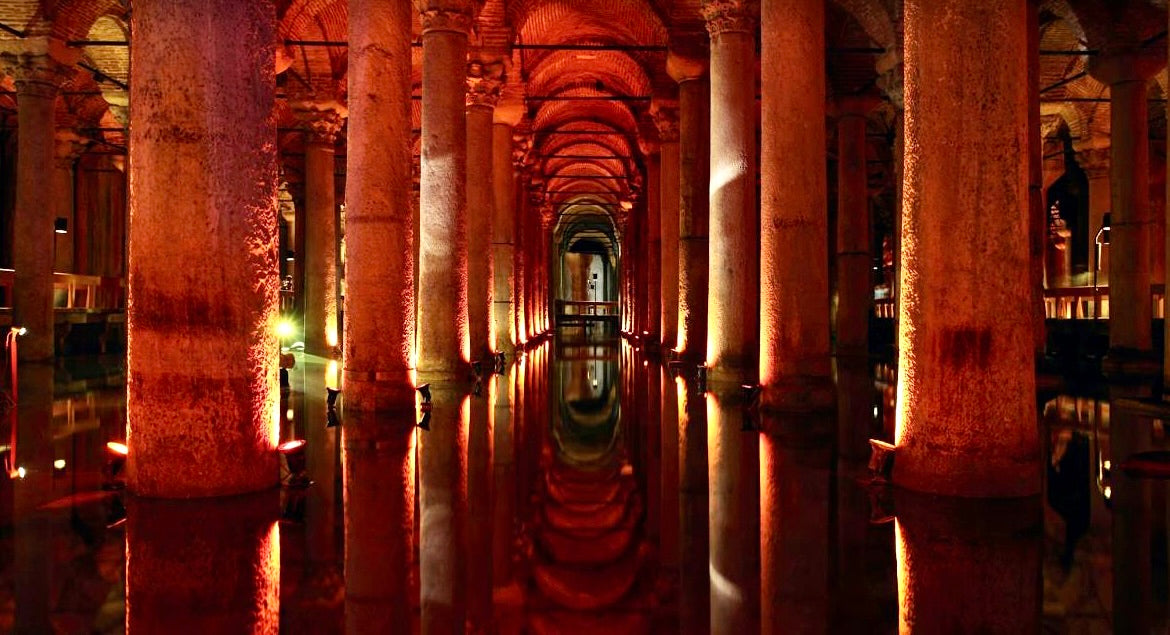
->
[127,0,279,496]
[302,119,341,355]
[344,0,415,411]
[492,123,516,355]
[895,0,1039,497]
[1108,79,1152,352]
[704,8,757,384]
[645,153,662,340]
[467,96,495,361]
[418,11,471,379]
[835,111,871,357]
[759,0,829,409]
[659,131,681,349]
[676,76,710,360]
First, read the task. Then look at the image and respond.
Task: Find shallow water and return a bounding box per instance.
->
[0,338,1156,633]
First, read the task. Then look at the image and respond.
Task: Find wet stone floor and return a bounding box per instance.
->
[0,335,1160,633]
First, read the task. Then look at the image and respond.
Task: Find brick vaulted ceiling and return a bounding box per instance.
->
[0,0,1168,226]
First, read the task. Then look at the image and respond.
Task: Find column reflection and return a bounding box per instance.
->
[676,371,709,634]
[705,390,759,633]
[126,492,280,633]
[894,491,1041,633]
[342,408,415,633]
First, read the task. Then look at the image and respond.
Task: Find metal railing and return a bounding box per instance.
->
[0,270,125,311]
[872,284,1166,321]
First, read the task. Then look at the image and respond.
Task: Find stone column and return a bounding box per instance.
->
[0,40,76,360]
[53,129,88,274]
[345,0,416,413]
[759,0,830,413]
[1088,49,1164,354]
[1027,0,1046,355]
[467,63,502,362]
[294,101,346,356]
[514,171,528,344]
[833,96,878,357]
[670,49,710,362]
[653,103,681,350]
[702,0,757,386]
[1078,145,1111,288]
[641,133,662,343]
[894,0,1040,497]
[127,0,280,496]
[492,108,522,356]
[418,3,472,381]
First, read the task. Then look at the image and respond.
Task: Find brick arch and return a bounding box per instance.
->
[47,0,123,41]
[829,0,895,50]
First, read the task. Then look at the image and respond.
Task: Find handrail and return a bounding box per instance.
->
[872,284,1166,321]
[0,270,126,311]
[556,299,619,317]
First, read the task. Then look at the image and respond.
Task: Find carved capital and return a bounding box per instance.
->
[291,100,348,146]
[54,129,89,168]
[511,133,531,170]
[420,8,474,35]
[466,62,503,110]
[0,52,75,99]
[701,0,756,38]
[651,104,680,143]
[1076,146,1110,180]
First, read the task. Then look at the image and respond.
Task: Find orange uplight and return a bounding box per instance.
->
[107,442,129,456]
[325,360,340,390]
[278,439,306,453]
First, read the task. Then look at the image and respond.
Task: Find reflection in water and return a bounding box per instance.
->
[0,344,1163,632]
[126,495,281,633]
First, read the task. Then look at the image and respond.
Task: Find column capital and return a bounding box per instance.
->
[829,93,883,119]
[1075,145,1110,180]
[511,133,532,170]
[1087,46,1165,85]
[701,0,757,38]
[291,100,348,146]
[418,5,474,36]
[466,60,503,110]
[0,37,78,99]
[650,100,679,143]
[54,128,90,168]
[666,31,709,83]
[875,49,903,110]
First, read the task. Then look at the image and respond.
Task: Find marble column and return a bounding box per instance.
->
[294,101,346,356]
[127,0,279,496]
[1078,146,1112,288]
[467,64,502,362]
[53,128,88,274]
[759,0,830,413]
[345,0,416,413]
[653,103,681,350]
[418,3,472,381]
[641,137,662,343]
[514,172,529,344]
[1088,49,1164,354]
[0,40,76,360]
[833,96,878,357]
[492,109,522,356]
[895,0,1040,497]
[1027,0,1046,355]
[669,50,710,362]
[702,0,757,386]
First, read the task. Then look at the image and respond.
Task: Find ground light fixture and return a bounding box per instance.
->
[104,441,128,490]
[326,387,341,428]
[278,439,310,487]
[416,383,433,430]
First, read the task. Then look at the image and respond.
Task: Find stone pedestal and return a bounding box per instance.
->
[344,0,416,413]
[894,0,1040,497]
[127,0,280,496]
